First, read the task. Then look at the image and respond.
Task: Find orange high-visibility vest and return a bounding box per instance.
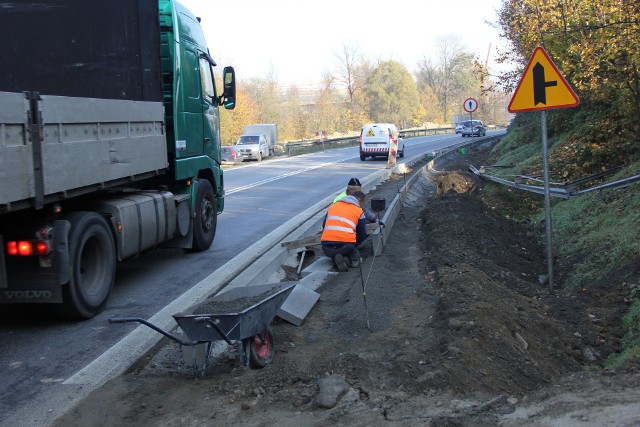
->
[321,200,363,243]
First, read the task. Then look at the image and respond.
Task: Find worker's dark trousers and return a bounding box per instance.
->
[321,242,359,264]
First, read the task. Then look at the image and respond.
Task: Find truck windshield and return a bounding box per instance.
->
[238,136,259,144]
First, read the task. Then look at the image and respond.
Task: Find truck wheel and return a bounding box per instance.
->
[192,179,217,251]
[249,326,274,369]
[360,153,366,161]
[56,212,116,319]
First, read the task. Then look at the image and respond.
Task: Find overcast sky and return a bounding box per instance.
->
[179,0,509,88]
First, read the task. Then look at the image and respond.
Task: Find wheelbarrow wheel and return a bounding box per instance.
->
[249,326,274,369]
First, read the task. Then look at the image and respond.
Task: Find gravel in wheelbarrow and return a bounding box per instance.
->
[173,281,297,345]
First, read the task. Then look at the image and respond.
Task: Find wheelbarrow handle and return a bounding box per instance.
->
[194,316,233,345]
[108,317,201,347]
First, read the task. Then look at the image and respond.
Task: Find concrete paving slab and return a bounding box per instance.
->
[277,284,320,326]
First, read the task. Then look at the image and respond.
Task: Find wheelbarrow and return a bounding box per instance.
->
[109,281,296,375]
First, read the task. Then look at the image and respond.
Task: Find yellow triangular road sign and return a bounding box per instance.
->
[508,46,579,113]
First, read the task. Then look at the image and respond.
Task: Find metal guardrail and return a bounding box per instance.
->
[284,127,456,155]
[285,136,358,155]
[469,165,640,199]
[399,127,454,138]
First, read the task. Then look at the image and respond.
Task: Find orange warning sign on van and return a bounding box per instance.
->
[508,47,579,113]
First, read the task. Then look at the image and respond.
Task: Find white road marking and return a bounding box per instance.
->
[226,157,354,194]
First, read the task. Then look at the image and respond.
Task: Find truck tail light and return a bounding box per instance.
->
[7,241,19,255]
[6,240,50,256]
[7,241,32,256]
[35,242,49,255]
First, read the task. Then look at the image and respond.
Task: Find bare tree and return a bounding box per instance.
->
[333,41,374,128]
[283,85,308,140]
[416,35,475,123]
[334,41,363,108]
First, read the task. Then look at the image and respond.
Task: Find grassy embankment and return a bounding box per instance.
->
[483,109,639,368]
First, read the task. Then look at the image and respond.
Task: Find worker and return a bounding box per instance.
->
[321,190,368,272]
[333,178,380,224]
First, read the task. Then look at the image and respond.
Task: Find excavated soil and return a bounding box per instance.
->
[54,140,640,426]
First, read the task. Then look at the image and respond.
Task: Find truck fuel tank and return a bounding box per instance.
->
[88,191,177,260]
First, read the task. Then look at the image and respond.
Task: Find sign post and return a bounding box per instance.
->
[508,46,579,293]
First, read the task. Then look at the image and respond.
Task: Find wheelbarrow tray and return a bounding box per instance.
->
[173,281,296,343]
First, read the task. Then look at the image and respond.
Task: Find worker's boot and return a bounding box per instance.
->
[334,254,349,272]
[349,257,361,268]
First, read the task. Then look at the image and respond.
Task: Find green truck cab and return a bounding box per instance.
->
[159,0,236,250]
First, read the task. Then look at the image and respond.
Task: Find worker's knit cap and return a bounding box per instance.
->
[348,178,361,186]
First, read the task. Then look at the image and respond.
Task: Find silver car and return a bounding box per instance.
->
[461,120,486,137]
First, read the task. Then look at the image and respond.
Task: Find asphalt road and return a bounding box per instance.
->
[0,130,504,426]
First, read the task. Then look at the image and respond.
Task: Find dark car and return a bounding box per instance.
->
[461,120,486,137]
[221,146,241,164]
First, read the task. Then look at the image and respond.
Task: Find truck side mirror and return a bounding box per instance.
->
[221,66,236,110]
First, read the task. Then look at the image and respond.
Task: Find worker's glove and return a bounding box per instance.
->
[378,220,385,227]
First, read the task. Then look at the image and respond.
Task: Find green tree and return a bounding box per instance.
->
[496,0,640,171]
[498,0,639,112]
[364,60,420,128]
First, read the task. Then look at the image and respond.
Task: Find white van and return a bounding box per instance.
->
[235,134,269,161]
[359,123,405,161]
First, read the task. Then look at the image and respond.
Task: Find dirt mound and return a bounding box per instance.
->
[434,171,479,196]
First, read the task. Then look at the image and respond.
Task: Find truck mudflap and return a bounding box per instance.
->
[0,219,70,304]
